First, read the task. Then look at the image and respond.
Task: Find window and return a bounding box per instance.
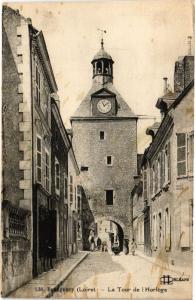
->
[107,156,113,166]
[100,131,105,140]
[81,166,88,171]
[177,133,187,176]
[161,150,165,187]
[164,142,171,183]
[9,212,27,238]
[77,196,81,214]
[157,157,161,191]
[75,187,77,209]
[154,162,158,194]
[36,136,42,183]
[158,212,162,248]
[150,167,153,196]
[188,132,194,175]
[64,175,68,200]
[153,214,157,250]
[180,199,191,248]
[106,190,113,205]
[143,170,147,200]
[69,175,73,206]
[35,62,41,105]
[45,150,50,191]
[55,158,60,194]
[165,207,171,251]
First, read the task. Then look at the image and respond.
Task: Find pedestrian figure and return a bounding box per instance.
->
[131,238,136,256]
[124,239,129,255]
[102,240,108,252]
[112,241,120,255]
[97,237,102,251]
[90,236,95,251]
[104,241,108,252]
[47,239,54,269]
[43,239,53,271]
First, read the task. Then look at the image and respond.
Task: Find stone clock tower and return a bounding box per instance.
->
[70,40,137,250]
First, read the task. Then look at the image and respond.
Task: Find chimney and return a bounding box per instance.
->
[163,77,168,94]
[187,36,192,55]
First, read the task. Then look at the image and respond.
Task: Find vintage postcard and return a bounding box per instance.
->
[1,0,194,299]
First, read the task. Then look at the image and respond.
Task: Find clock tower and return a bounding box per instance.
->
[70,39,137,250]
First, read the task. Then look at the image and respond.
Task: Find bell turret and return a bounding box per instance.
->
[91,38,114,85]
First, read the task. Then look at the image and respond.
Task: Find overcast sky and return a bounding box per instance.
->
[9,0,193,153]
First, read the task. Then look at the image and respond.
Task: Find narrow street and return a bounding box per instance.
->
[52,251,192,299]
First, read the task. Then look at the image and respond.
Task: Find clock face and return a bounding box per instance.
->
[97,99,112,114]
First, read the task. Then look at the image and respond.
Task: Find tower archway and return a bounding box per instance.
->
[88,216,126,253]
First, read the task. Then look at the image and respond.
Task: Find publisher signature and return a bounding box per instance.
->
[160,274,189,285]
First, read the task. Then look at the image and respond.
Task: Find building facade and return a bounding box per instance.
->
[2,6,81,295]
[137,51,194,266]
[70,40,138,250]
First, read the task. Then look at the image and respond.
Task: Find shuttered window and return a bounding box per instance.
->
[161,151,165,187]
[155,161,158,194]
[167,142,171,181]
[165,207,171,251]
[157,157,161,191]
[143,170,148,200]
[188,132,194,175]
[64,175,68,200]
[180,199,190,248]
[45,150,50,191]
[35,63,41,105]
[55,158,60,195]
[69,175,73,205]
[153,214,157,249]
[177,133,187,176]
[164,142,171,183]
[150,168,153,195]
[36,136,42,183]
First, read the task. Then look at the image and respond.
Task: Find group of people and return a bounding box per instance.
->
[89,236,108,252]
[89,235,137,255]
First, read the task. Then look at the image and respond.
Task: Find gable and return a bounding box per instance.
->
[71,81,136,118]
[91,88,115,98]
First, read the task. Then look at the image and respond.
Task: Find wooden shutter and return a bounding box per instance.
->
[177,133,187,176]
[180,200,190,248]
[150,168,153,195]
[165,208,171,251]
[161,151,165,187]
[155,161,158,193]
[188,132,194,175]
[143,170,147,200]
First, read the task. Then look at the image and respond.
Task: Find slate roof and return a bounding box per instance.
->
[92,48,113,61]
[71,81,136,119]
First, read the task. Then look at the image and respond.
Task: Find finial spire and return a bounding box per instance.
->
[188,36,192,55]
[101,38,104,49]
[97,28,107,49]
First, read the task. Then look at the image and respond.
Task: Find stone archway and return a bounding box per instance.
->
[89,216,126,253]
[95,216,127,236]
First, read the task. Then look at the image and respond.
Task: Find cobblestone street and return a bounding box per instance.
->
[52,251,192,299]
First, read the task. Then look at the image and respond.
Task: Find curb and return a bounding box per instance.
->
[46,252,89,298]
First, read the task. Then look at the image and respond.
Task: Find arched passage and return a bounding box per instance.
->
[89,217,126,253]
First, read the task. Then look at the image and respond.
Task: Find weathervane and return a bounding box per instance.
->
[97,28,107,49]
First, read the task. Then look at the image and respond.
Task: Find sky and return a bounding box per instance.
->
[8,0,194,153]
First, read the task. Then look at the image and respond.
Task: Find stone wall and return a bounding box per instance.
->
[2,240,32,296]
[2,7,33,295]
[72,118,137,239]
